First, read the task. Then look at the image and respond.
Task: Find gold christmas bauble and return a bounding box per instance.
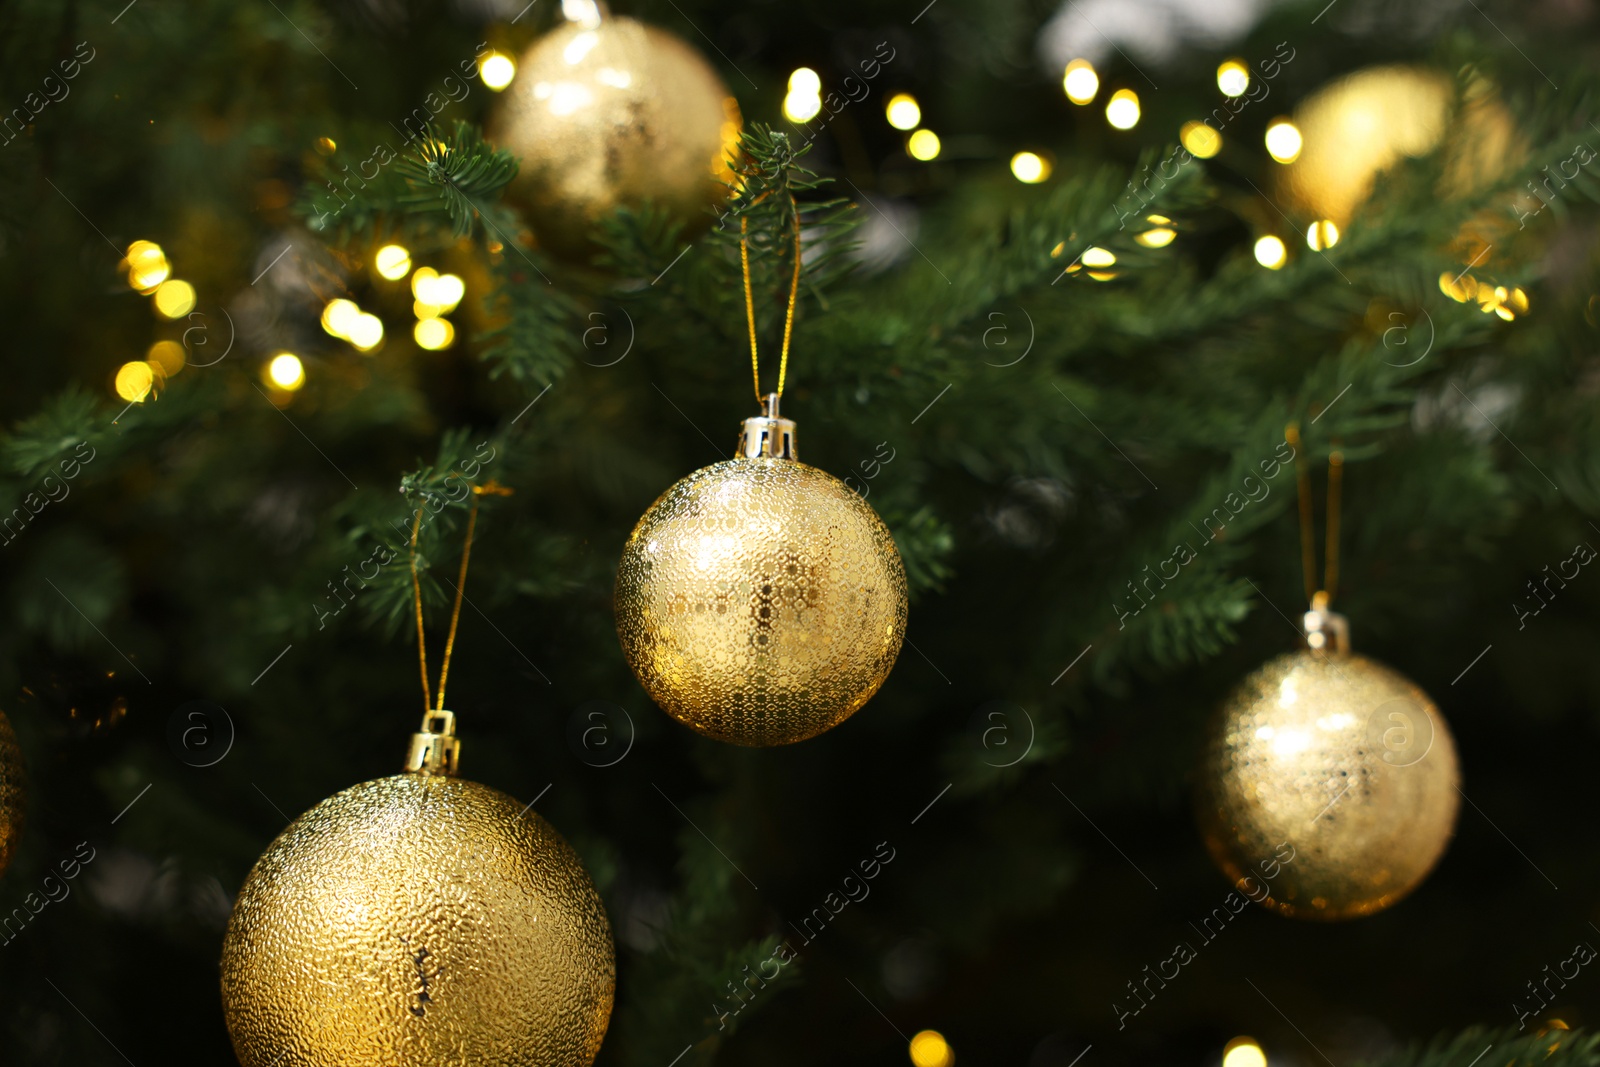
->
[615,457,908,746]
[1277,64,1518,226]
[0,710,23,879]
[221,773,615,1067]
[490,13,742,260]
[1197,650,1460,920]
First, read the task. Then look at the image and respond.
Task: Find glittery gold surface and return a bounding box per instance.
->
[1197,651,1460,920]
[491,16,741,260]
[221,774,615,1067]
[0,710,23,879]
[615,458,908,746]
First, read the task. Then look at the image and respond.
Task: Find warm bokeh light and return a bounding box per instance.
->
[1265,120,1303,163]
[414,317,456,350]
[1254,235,1287,269]
[886,93,922,131]
[1105,89,1140,130]
[1063,59,1099,105]
[125,240,171,291]
[414,299,443,320]
[1306,219,1340,251]
[374,244,412,280]
[1439,271,1476,303]
[432,273,466,312]
[783,90,823,122]
[146,339,186,377]
[907,128,941,161]
[411,267,439,301]
[479,52,516,91]
[1010,152,1050,183]
[321,298,360,339]
[788,67,821,95]
[1224,1038,1267,1067]
[114,361,155,403]
[1181,120,1222,159]
[1081,246,1116,268]
[347,313,384,352]
[1136,226,1177,248]
[1217,60,1250,98]
[152,279,197,319]
[908,1030,954,1067]
[266,352,305,390]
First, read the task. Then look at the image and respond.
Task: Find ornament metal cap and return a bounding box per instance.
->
[736,392,798,460]
[404,709,461,776]
[1302,590,1350,653]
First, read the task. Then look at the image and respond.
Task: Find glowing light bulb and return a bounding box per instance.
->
[1136,227,1176,248]
[479,52,516,91]
[114,361,155,403]
[1265,120,1303,163]
[1081,246,1116,268]
[886,93,921,130]
[431,273,466,312]
[125,240,170,292]
[322,298,361,339]
[152,279,196,319]
[907,128,941,161]
[374,244,412,280]
[1306,219,1340,251]
[411,267,440,301]
[784,90,822,122]
[908,1030,954,1067]
[347,313,385,352]
[1254,235,1287,269]
[414,317,456,350]
[1063,59,1098,105]
[1105,88,1140,130]
[1217,60,1250,98]
[1181,120,1222,159]
[146,340,186,377]
[266,352,305,390]
[1010,152,1050,183]
[1224,1038,1267,1067]
[788,67,821,95]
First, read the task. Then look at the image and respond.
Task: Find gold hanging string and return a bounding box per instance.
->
[738,196,806,406]
[1286,424,1346,606]
[433,490,480,713]
[408,507,432,714]
[408,480,513,714]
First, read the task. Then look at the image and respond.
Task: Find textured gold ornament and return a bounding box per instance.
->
[1197,638,1460,920]
[490,12,742,260]
[615,416,908,746]
[221,718,615,1067]
[0,710,23,879]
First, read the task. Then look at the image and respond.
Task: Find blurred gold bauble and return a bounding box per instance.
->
[221,773,615,1067]
[1278,64,1518,226]
[616,455,908,746]
[490,13,741,260]
[1197,649,1460,920]
[0,710,23,879]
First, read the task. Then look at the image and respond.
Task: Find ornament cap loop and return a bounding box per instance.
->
[1302,591,1349,653]
[404,709,461,776]
[736,393,798,460]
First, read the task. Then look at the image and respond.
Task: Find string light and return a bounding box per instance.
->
[1063,59,1099,105]
[908,1030,954,1067]
[124,240,170,292]
[266,352,306,391]
[1254,235,1287,269]
[1223,1038,1267,1067]
[907,128,941,161]
[411,268,465,313]
[114,361,155,403]
[1010,152,1050,183]
[1136,225,1177,248]
[886,93,922,130]
[415,317,456,350]
[1265,120,1303,163]
[152,279,197,319]
[1306,219,1340,251]
[374,244,412,280]
[1217,59,1250,98]
[1105,89,1140,130]
[347,313,385,352]
[147,340,186,377]
[784,67,823,122]
[1181,120,1222,159]
[479,51,516,90]
[1081,246,1117,268]
[322,298,361,339]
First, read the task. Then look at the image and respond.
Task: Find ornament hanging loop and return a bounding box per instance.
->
[739,196,805,407]
[1287,423,1348,650]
